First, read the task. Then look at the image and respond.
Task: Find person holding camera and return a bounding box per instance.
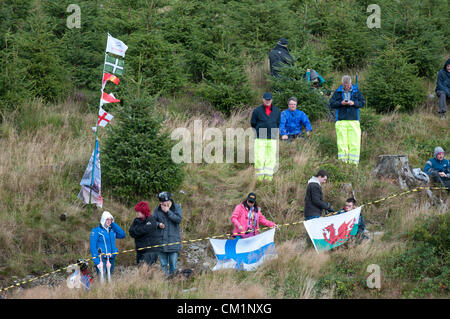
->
[152,192,182,277]
[304,170,335,221]
[329,75,365,165]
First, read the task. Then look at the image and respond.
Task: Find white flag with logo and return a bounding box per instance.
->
[106,33,128,57]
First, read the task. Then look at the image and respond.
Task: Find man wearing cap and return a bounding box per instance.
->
[152,192,183,277]
[424,146,450,188]
[251,92,281,181]
[231,192,277,239]
[269,38,294,78]
[435,58,450,119]
[305,68,325,89]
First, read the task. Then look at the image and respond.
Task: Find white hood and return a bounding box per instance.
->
[307,176,321,185]
[100,211,114,229]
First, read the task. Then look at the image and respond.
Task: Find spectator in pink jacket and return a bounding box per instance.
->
[231,192,278,239]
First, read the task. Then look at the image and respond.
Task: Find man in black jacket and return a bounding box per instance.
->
[435,58,450,119]
[269,38,294,78]
[304,170,335,220]
[250,92,281,181]
[129,201,161,266]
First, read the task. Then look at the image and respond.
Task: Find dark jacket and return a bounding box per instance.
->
[304,176,330,218]
[269,44,294,78]
[250,105,281,139]
[435,58,450,96]
[330,84,365,121]
[424,157,449,176]
[129,215,161,257]
[152,200,183,253]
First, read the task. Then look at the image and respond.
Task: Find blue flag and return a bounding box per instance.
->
[78,139,103,208]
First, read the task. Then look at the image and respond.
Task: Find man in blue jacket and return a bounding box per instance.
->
[280,97,312,142]
[435,58,450,119]
[424,146,449,188]
[90,211,126,276]
[330,75,365,165]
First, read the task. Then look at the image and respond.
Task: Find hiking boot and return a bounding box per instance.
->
[439,113,446,120]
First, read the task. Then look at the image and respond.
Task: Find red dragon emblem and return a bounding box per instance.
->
[322,218,356,245]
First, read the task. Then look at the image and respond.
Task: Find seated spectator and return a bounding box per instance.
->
[435,58,450,119]
[280,97,312,142]
[337,198,367,239]
[305,68,325,89]
[424,146,450,188]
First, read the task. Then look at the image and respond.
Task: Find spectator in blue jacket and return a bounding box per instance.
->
[424,146,449,188]
[280,97,312,142]
[90,211,126,276]
[435,58,450,119]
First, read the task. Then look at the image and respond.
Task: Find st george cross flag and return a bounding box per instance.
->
[100,92,120,107]
[209,228,277,271]
[98,107,113,127]
[106,33,128,57]
[102,73,120,89]
[303,207,361,253]
[78,140,102,208]
[104,54,124,76]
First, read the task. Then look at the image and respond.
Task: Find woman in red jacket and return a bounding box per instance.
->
[231,192,277,239]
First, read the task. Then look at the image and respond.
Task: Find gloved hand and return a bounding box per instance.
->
[326,203,335,213]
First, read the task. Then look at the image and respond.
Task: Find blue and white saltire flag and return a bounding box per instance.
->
[209,228,277,271]
[303,207,361,253]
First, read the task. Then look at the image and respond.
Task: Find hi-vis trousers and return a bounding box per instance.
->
[254,138,278,181]
[335,120,361,165]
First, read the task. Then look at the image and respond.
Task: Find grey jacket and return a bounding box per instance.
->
[152,200,183,252]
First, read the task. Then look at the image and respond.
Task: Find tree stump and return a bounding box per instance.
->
[371,155,420,189]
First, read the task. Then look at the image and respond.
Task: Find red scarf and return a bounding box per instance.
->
[265,104,272,116]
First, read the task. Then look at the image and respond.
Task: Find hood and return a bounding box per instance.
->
[443,58,450,70]
[336,84,357,93]
[308,176,321,185]
[100,211,114,229]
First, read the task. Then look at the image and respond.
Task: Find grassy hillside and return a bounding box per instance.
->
[1,73,448,298]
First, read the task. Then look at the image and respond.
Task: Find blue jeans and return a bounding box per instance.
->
[158,252,178,276]
[305,216,320,221]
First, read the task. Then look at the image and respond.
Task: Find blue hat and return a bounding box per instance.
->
[262,92,272,100]
[278,38,289,46]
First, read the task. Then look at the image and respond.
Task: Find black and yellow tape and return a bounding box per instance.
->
[0,186,447,294]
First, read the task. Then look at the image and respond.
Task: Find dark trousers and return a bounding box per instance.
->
[436,90,448,114]
[430,171,450,188]
[137,251,158,266]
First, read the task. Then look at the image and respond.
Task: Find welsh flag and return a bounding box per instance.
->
[100,92,120,107]
[104,54,124,76]
[303,207,361,252]
[98,107,113,127]
[102,73,120,89]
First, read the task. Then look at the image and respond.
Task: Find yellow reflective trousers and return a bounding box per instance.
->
[254,138,278,181]
[335,120,361,165]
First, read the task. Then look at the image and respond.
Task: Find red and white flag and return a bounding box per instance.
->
[100,92,120,107]
[98,107,113,127]
[102,73,120,89]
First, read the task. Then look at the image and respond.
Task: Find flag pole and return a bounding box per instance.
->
[88,37,108,217]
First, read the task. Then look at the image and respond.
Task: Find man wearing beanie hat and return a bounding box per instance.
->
[435,58,450,119]
[269,38,293,78]
[129,201,162,266]
[251,92,281,181]
[424,147,450,188]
